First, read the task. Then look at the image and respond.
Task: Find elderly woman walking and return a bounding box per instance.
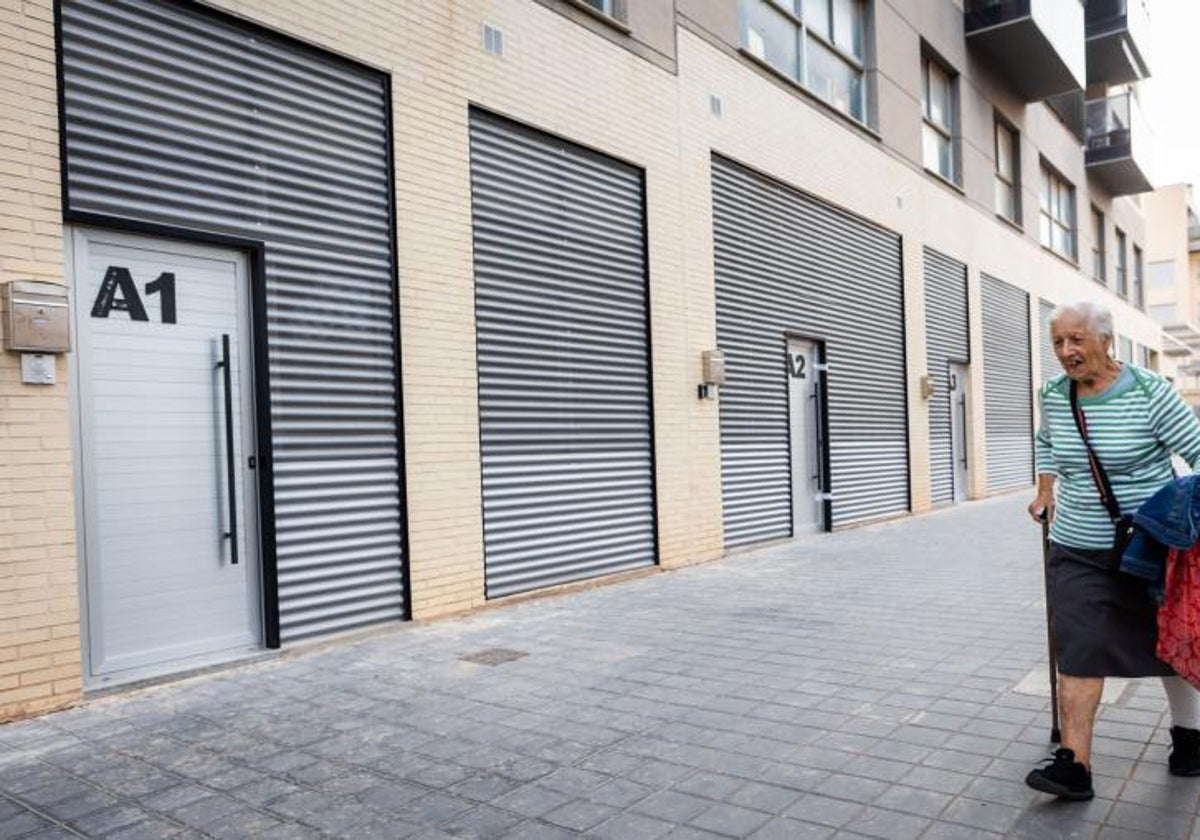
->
[1027,300,1200,800]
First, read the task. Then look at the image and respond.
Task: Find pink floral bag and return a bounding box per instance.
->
[1158,546,1200,690]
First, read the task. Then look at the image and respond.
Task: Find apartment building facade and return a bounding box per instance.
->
[1143,183,1200,402]
[0,0,1163,719]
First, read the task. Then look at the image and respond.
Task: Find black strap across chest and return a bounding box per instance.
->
[1068,379,1123,524]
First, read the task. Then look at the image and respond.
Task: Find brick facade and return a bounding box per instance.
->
[0,0,82,720]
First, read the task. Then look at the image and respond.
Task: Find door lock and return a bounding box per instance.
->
[248,455,256,470]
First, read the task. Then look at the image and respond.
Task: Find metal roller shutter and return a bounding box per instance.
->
[1039,298,1059,383]
[924,248,969,506]
[468,110,656,598]
[982,274,1034,492]
[60,0,404,641]
[712,156,908,545]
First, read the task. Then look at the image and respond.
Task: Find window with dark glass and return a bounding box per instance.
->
[1039,162,1076,261]
[1115,227,1128,298]
[922,54,957,184]
[1090,206,1105,284]
[1133,244,1144,309]
[581,0,620,18]
[739,0,868,124]
[994,117,1019,223]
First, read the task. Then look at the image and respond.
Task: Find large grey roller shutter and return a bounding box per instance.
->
[982,275,1034,492]
[60,0,404,641]
[712,156,907,545]
[468,110,656,598]
[1039,298,1059,383]
[924,248,969,506]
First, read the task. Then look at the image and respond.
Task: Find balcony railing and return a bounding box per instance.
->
[1085,0,1151,84]
[964,0,1085,100]
[1085,92,1153,195]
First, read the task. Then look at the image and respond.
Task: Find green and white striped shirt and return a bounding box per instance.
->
[1036,364,1200,549]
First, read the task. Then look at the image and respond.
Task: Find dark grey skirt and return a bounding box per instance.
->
[1048,542,1175,678]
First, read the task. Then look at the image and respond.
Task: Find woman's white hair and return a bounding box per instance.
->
[1048,300,1114,342]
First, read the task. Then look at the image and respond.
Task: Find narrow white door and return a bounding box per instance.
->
[949,363,970,503]
[69,229,261,687]
[787,339,823,534]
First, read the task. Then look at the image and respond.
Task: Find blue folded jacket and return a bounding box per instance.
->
[1121,474,1200,589]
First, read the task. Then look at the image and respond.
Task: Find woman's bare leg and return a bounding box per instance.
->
[1059,675,1103,767]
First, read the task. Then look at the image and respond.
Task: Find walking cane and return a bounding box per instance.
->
[1040,510,1062,743]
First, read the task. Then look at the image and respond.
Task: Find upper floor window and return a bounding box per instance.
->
[922,53,958,184]
[1115,228,1128,298]
[1118,336,1133,364]
[740,0,868,124]
[1090,206,1105,284]
[994,117,1019,223]
[1039,162,1075,261]
[1133,244,1144,309]
[580,0,621,19]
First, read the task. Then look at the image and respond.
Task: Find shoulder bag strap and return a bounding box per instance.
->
[1069,379,1123,524]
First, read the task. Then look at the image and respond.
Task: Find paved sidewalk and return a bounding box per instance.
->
[0,494,1195,840]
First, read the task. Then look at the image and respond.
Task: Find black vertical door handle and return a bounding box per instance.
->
[216,334,239,565]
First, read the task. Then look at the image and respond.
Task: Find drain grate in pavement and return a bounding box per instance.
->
[460,648,528,666]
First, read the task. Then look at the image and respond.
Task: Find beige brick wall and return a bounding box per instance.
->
[0,0,81,721]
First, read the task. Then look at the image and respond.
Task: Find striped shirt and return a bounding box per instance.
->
[1036,364,1200,549]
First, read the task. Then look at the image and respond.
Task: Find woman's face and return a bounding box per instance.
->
[1051,312,1112,381]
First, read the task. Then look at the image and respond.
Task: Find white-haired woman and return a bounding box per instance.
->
[1027,300,1200,800]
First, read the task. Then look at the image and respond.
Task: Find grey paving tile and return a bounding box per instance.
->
[811,774,890,804]
[840,806,930,840]
[939,796,1022,833]
[104,818,189,840]
[749,817,835,839]
[1116,778,1200,814]
[626,760,695,789]
[726,781,804,814]
[872,784,953,819]
[537,767,611,797]
[201,809,285,839]
[960,775,1038,809]
[920,748,993,775]
[0,810,54,838]
[437,803,525,839]
[689,801,773,837]
[671,771,746,802]
[392,791,475,825]
[1105,801,1194,838]
[588,777,657,809]
[66,803,147,835]
[500,821,577,840]
[1097,828,1170,840]
[897,765,974,796]
[920,823,1004,840]
[589,810,676,840]
[784,794,867,828]
[1008,803,1109,839]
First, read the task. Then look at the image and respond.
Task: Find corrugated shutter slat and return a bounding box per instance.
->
[983,275,1034,492]
[924,248,970,505]
[469,111,656,598]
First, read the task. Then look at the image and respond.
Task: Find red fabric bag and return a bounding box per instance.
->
[1158,545,1200,690]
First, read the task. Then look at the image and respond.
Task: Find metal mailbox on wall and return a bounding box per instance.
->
[3,281,70,353]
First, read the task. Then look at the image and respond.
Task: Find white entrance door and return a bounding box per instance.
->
[787,338,824,534]
[949,362,970,503]
[69,229,261,687]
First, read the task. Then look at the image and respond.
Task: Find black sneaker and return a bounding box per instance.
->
[1025,747,1095,801]
[1169,726,1200,777]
